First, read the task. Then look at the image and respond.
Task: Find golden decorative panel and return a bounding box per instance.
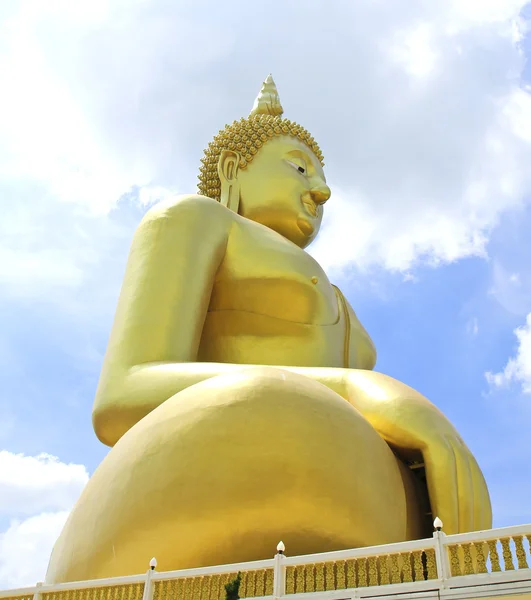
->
[283,549,436,594]
[447,536,531,576]
[154,570,272,600]
[43,585,144,600]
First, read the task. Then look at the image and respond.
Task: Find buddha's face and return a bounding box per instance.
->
[235,136,331,248]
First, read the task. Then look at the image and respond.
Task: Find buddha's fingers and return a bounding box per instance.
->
[449,437,474,533]
[424,440,459,535]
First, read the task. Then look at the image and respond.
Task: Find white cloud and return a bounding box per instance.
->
[0,451,88,516]
[389,23,439,78]
[449,0,527,26]
[486,313,531,393]
[0,0,530,285]
[0,452,88,589]
[0,512,69,589]
[0,182,139,305]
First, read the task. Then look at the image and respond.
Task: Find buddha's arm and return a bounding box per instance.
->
[343,296,377,370]
[93,195,235,446]
[338,293,491,533]
[96,359,349,447]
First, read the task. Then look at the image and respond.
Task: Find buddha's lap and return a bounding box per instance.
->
[46,367,425,583]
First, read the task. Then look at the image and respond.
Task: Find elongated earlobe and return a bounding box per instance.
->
[218,150,241,213]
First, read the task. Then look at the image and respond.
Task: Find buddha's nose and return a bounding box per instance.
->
[309,183,331,205]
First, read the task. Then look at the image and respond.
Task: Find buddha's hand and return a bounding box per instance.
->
[345,370,492,534]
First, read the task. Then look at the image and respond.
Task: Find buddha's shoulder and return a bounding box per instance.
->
[141,194,233,227]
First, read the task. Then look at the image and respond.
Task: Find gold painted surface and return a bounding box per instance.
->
[315,563,325,592]
[264,569,274,596]
[358,559,368,587]
[208,576,218,600]
[514,536,529,569]
[174,579,184,600]
[244,572,254,600]
[181,579,191,600]
[412,551,423,581]
[305,565,316,593]
[254,570,265,597]
[198,77,323,205]
[283,550,439,594]
[192,578,201,600]
[475,542,488,574]
[390,554,400,584]
[346,560,356,588]
[401,553,413,583]
[336,560,346,590]
[45,75,492,583]
[222,575,234,600]
[154,580,168,600]
[463,543,474,575]
[501,538,515,571]
[293,565,305,594]
[368,556,378,586]
[449,545,462,576]
[488,540,502,572]
[43,586,143,600]
[325,563,335,591]
[238,573,247,599]
[425,549,437,580]
[379,555,390,585]
[285,567,295,595]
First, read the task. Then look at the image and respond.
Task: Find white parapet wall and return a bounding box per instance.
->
[1,523,530,600]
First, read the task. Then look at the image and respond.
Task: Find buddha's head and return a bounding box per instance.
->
[198,76,330,248]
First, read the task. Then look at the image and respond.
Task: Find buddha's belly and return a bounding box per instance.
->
[198,309,345,367]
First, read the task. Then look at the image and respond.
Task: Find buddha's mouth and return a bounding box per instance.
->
[297,216,315,237]
[302,199,317,217]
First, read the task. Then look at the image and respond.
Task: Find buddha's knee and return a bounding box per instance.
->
[139,366,400,492]
[47,368,413,582]
[98,367,408,535]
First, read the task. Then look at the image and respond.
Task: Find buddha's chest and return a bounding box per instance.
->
[210,219,339,325]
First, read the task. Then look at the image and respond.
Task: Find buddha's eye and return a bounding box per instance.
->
[286,159,307,175]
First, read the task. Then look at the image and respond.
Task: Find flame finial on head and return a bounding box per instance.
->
[250,74,284,118]
[198,75,324,202]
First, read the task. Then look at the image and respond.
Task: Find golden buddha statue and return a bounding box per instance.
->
[46,76,492,584]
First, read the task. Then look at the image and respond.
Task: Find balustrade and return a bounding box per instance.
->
[2,523,530,600]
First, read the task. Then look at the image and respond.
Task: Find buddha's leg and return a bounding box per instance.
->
[46,367,427,583]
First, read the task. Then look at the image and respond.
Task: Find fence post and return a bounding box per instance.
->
[32,582,43,600]
[142,568,155,600]
[433,531,451,586]
[273,543,286,599]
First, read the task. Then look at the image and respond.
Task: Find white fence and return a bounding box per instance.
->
[1,523,530,600]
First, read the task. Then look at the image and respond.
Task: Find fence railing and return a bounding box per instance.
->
[2,523,531,600]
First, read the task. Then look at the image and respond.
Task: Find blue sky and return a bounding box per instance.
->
[1,0,531,589]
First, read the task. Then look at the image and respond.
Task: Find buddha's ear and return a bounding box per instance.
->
[218,150,241,213]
